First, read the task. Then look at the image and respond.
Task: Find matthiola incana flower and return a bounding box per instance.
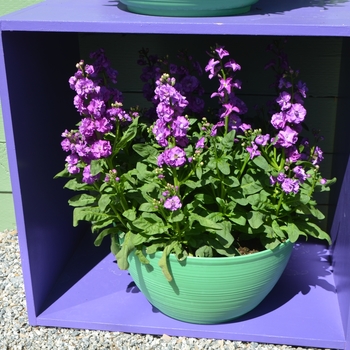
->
[57,42,335,282]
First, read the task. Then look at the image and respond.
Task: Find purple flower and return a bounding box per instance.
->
[156,102,175,122]
[285,146,301,163]
[320,178,327,185]
[220,103,240,119]
[163,147,187,167]
[277,173,286,184]
[172,116,189,138]
[205,58,220,79]
[164,196,182,211]
[210,121,225,136]
[278,77,292,89]
[224,59,241,72]
[270,176,277,185]
[87,98,106,119]
[312,146,324,165]
[218,77,233,94]
[75,77,96,98]
[196,137,205,149]
[246,143,261,159]
[73,95,87,115]
[91,140,112,159]
[276,126,298,148]
[285,103,306,124]
[293,165,309,183]
[79,118,96,138]
[65,153,80,174]
[152,119,171,147]
[297,80,308,98]
[276,92,291,111]
[271,112,286,130]
[215,46,229,59]
[281,178,300,194]
[95,117,113,133]
[255,134,270,146]
[82,165,100,184]
[180,75,199,93]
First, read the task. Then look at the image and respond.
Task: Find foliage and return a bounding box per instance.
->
[56,43,335,280]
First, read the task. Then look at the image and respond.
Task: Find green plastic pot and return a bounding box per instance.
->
[119,0,259,17]
[127,240,293,324]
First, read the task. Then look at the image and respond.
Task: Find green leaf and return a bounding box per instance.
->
[158,242,177,281]
[196,166,203,179]
[64,178,94,191]
[114,117,139,154]
[169,210,184,223]
[241,174,263,195]
[110,233,121,256]
[190,213,222,230]
[285,222,306,243]
[195,245,213,257]
[247,211,264,229]
[221,130,235,150]
[98,193,111,212]
[253,156,271,171]
[94,227,120,246]
[139,202,158,212]
[133,143,158,158]
[116,231,135,270]
[134,248,150,265]
[68,193,96,207]
[54,167,70,179]
[296,221,331,244]
[73,207,109,227]
[271,220,285,239]
[217,158,230,175]
[123,209,137,221]
[90,159,104,176]
[194,193,216,204]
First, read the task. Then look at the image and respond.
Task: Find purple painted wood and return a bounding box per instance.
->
[1,0,350,348]
[0,0,349,36]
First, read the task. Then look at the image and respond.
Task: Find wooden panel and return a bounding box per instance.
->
[78,34,343,97]
[0,101,5,142]
[0,142,11,192]
[0,192,16,230]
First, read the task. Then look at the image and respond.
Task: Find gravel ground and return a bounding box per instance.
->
[0,229,327,350]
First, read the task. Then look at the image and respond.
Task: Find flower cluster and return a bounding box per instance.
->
[57,43,335,281]
[138,48,205,117]
[61,49,136,183]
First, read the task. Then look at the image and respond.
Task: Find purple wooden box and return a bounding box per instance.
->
[1,0,350,348]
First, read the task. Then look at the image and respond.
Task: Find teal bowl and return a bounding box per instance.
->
[119,0,259,17]
[127,240,293,324]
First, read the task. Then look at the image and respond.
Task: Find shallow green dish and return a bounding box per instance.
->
[119,0,259,17]
[127,240,293,324]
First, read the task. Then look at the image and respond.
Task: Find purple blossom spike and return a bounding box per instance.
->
[164,196,182,211]
[281,178,300,194]
[285,103,306,124]
[255,134,270,146]
[163,147,187,167]
[246,143,261,159]
[276,126,298,148]
[205,58,220,79]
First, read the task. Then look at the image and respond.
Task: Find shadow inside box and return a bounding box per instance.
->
[122,239,335,321]
[39,230,112,314]
[105,0,350,16]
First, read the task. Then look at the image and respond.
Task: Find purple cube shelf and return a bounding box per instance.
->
[1,0,350,348]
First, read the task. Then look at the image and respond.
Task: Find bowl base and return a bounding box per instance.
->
[123,5,252,17]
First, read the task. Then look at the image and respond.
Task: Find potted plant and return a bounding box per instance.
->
[56,42,335,324]
[118,0,259,17]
